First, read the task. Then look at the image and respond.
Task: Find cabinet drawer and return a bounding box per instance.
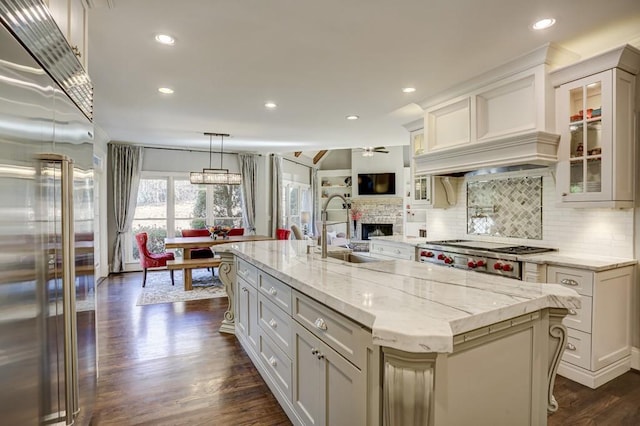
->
[293,290,369,368]
[236,257,258,287]
[259,294,293,358]
[258,272,293,315]
[259,332,293,402]
[562,295,592,334]
[561,329,592,370]
[370,242,415,260]
[547,266,593,296]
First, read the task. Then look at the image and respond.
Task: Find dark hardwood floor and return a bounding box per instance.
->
[92,272,291,426]
[93,272,640,425]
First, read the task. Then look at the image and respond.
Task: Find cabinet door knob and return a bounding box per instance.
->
[566,343,577,351]
[314,318,328,331]
[560,278,578,286]
[269,356,277,367]
[242,286,248,293]
[311,348,318,355]
[268,319,277,328]
[317,353,324,360]
[568,309,577,316]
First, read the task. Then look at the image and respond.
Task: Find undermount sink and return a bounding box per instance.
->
[326,251,379,263]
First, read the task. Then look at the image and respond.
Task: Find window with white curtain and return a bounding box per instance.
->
[126,172,242,267]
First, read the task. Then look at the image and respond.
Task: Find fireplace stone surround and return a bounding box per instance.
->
[352,197,403,239]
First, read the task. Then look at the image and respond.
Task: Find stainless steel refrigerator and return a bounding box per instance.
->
[0,1,96,424]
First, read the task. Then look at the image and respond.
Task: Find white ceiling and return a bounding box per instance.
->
[87,0,640,155]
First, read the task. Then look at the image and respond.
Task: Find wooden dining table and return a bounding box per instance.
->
[163,234,273,333]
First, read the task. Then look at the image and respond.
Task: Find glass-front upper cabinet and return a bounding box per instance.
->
[414,174,429,203]
[411,129,425,156]
[567,77,605,196]
[555,65,636,208]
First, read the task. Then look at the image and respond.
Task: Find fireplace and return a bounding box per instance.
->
[361,223,393,240]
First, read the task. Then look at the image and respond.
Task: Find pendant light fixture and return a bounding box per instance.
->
[190,132,242,185]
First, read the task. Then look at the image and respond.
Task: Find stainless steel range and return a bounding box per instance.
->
[417,240,557,280]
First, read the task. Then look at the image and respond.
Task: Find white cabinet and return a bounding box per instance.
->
[318,169,352,222]
[369,239,416,261]
[236,259,259,353]
[293,321,365,426]
[553,53,638,207]
[44,0,88,69]
[234,257,377,426]
[547,265,634,388]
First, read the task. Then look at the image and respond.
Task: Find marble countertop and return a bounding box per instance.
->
[521,253,637,271]
[222,240,580,354]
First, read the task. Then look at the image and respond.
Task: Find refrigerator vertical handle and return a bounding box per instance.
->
[61,158,78,425]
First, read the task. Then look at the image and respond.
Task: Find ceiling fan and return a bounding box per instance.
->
[358,146,389,157]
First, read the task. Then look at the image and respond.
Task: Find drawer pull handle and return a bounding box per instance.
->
[242,287,248,293]
[268,287,277,296]
[566,343,577,351]
[560,278,579,286]
[317,353,324,360]
[311,348,319,355]
[314,318,328,331]
[568,309,577,316]
[269,356,277,367]
[269,319,277,328]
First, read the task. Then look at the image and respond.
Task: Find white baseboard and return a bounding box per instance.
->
[632,347,640,371]
[557,356,631,389]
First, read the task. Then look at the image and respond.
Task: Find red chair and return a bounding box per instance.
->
[276,228,291,240]
[227,228,245,236]
[135,232,175,288]
[181,229,216,281]
[181,229,214,259]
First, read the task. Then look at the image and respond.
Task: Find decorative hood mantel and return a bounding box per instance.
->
[408,42,575,176]
[414,130,560,176]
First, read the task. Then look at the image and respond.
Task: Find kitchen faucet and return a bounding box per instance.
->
[320,193,351,258]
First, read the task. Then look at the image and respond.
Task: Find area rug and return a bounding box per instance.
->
[136,268,227,306]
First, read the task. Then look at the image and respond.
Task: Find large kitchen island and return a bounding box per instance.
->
[215,240,580,426]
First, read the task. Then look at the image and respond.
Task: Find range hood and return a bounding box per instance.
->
[413,130,560,176]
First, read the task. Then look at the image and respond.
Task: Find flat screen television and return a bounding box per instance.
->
[357,172,396,195]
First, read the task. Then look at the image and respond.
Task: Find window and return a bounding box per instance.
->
[130,178,167,261]
[127,172,243,267]
[175,179,206,232]
[209,184,243,228]
[284,181,311,232]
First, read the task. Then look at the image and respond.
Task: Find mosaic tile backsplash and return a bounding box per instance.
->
[467,176,542,239]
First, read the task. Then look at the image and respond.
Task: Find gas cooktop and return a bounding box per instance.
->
[422,240,556,256]
[418,240,557,280]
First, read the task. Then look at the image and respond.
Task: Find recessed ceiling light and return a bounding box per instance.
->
[155,34,175,45]
[402,87,416,93]
[346,115,359,120]
[265,102,277,109]
[158,87,174,94]
[532,18,556,30]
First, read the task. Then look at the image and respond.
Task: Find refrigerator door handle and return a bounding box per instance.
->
[60,157,79,425]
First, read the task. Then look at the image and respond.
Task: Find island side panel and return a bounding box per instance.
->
[383,310,568,426]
